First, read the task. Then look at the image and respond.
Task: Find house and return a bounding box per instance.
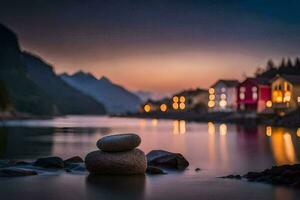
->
[172,88,208,112]
[237,78,271,112]
[271,74,300,113]
[208,80,239,112]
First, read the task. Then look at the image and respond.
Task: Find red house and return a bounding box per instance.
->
[237,78,271,112]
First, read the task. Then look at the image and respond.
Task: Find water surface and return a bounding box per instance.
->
[1,116,300,200]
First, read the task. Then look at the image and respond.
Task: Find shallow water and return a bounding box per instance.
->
[1,116,300,200]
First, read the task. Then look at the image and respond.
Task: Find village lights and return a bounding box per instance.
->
[160,104,167,112]
[144,104,151,112]
[208,88,215,94]
[208,100,215,108]
[266,100,272,108]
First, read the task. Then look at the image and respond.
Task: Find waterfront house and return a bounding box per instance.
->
[208,80,239,112]
[237,78,271,112]
[172,88,208,112]
[271,74,300,113]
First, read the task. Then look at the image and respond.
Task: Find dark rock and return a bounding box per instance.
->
[64,156,83,164]
[146,150,189,170]
[195,168,201,172]
[97,133,141,152]
[0,167,37,177]
[85,149,147,175]
[221,174,242,179]
[146,166,166,175]
[34,156,64,168]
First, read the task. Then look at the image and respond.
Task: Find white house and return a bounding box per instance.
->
[208,80,239,112]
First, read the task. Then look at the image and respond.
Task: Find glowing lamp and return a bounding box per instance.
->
[208,101,215,108]
[179,102,185,110]
[173,96,179,103]
[160,104,167,112]
[144,104,151,113]
[172,102,179,110]
[208,88,215,94]
[179,96,185,103]
[266,100,272,108]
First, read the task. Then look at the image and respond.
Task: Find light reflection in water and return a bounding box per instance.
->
[208,122,215,135]
[151,119,158,127]
[207,122,216,164]
[269,128,298,165]
[219,124,227,136]
[173,120,186,135]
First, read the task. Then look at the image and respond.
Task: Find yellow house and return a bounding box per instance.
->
[271,74,300,113]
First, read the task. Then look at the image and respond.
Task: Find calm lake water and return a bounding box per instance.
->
[1,116,300,200]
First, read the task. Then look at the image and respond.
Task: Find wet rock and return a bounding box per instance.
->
[34,156,64,168]
[146,166,166,175]
[0,167,37,177]
[97,133,141,152]
[146,150,189,170]
[64,156,83,164]
[85,149,147,175]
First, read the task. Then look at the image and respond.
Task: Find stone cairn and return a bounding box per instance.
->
[85,133,147,175]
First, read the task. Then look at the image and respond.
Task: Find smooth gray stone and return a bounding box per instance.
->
[85,149,147,175]
[97,133,141,152]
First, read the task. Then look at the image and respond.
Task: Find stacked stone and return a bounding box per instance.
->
[85,133,147,175]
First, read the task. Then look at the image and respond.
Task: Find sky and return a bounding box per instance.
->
[1,0,300,95]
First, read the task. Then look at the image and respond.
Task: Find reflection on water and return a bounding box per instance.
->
[86,175,145,200]
[172,120,186,135]
[269,127,298,165]
[0,116,299,173]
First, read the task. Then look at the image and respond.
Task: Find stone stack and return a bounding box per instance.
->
[85,133,147,175]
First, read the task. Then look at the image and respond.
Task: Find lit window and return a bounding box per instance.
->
[144,104,151,113]
[252,87,257,92]
[240,93,245,100]
[252,92,258,100]
[179,96,185,103]
[283,91,291,102]
[219,100,227,108]
[266,126,272,137]
[240,87,246,92]
[160,104,167,112]
[173,96,179,103]
[208,101,215,108]
[266,100,272,108]
[209,88,215,94]
[172,102,179,110]
[179,103,185,110]
[221,94,226,100]
[209,94,215,100]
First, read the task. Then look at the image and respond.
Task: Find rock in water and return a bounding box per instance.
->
[97,133,141,152]
[0,167,37,177]
[146,150,189,170]
[85,149,147,175]
[34,156,64,168]
[64,156,84,164]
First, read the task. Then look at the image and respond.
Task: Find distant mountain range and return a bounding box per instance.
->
[60,72,142,114]
[0,23,106,115]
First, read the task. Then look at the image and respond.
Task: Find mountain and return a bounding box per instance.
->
[0,23,54,115]
[60,72,142,114]
[23,52,106,115]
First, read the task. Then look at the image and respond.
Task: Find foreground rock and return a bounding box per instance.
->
[0,167,37,177]
[34,156,64,168]
[85,149,147,175]
[146,166,166,175]
[222,164,300,188]
[147,150,189,170]
[97,133,141,152]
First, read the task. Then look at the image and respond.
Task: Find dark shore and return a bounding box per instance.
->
[119,111,300,128]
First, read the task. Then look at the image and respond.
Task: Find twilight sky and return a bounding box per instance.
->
[1,0,300,94]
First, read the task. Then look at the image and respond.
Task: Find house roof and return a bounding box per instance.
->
[211,80,239,88]
[275,74,300,84]
[240,77,270,86]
